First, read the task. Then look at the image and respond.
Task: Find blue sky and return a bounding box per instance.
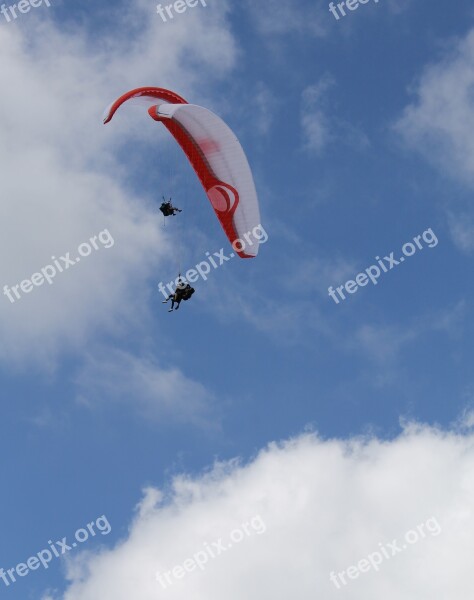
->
[1,0,474,598]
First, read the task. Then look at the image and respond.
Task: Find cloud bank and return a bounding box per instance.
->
[49,420,474,599]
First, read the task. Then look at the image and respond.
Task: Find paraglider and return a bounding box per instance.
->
[159,197,182,217]
[162,278,195,312]
[103,87,262,258]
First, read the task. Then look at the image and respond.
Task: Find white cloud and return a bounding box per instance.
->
[385,0,415,15]
[346,301,466,368]
[244,0,326,37]
[199,271,331,345]
[301,77,369,154]
[395,29,474,187]
[448,211,474,253]
[75,349,218,428]
[285,255,358,295]
[301,76,335,153]
[352,323,416,366]
[253,82,279,135]
[244,0,410,38]
[50,422,474,599]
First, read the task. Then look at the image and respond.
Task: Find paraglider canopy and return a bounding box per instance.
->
[103,87,262,258]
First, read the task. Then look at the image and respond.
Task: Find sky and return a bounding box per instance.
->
[1,0,474,598]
